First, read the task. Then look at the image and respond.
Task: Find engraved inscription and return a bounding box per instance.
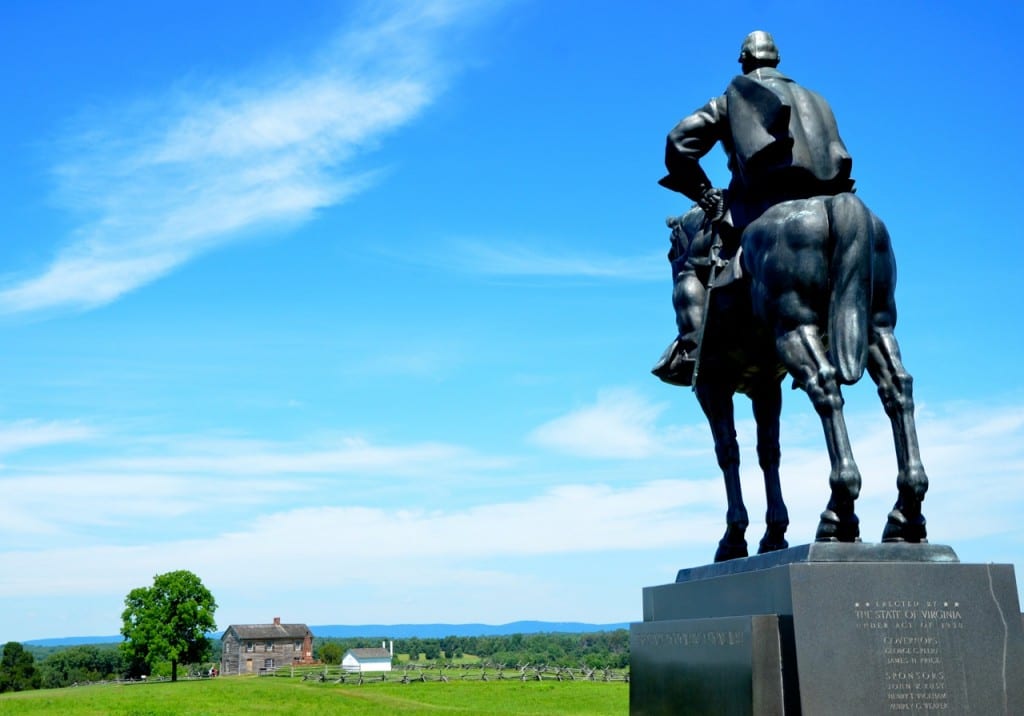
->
[635,629,746,649]
[882,636,942,666]
[850,598,963,710]
[852,600,963,633]
[885,670,948,710]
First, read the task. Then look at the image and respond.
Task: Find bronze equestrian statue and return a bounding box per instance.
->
[653,31,928,560]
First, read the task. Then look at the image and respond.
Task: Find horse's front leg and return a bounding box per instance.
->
[695,381,749,561]
[777,325,862,542]
[750,378,789,553]
[868,328,928,542]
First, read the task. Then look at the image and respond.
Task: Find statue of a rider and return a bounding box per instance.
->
[653,30,856,386]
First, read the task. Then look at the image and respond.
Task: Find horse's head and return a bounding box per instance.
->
[667,205,708,259]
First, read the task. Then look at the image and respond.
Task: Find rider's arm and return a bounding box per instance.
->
[659,96,727,202]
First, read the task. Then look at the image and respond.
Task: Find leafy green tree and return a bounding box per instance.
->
[403,636,424,661]
[317,640,343,664]
[440,636,464,659]
[0,642,41,693]
[120,570,217,682]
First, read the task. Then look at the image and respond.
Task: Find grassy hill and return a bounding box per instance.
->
[0,672,628,715]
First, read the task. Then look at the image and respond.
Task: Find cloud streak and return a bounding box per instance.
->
[86,436,507,477]
[0,398,1022,639]
[0,419,96,455]
[412,239,665,281]
[0,430,512,545]
[0,478,723,598]
[0,1,490,314]
[529,388,687,459]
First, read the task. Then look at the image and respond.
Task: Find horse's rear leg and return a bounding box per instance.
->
[750,380,789,553]
[696,382,749,562]
[868,328,929,542]
[777,325,862,542]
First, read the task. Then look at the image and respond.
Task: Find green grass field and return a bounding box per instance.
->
[0,674,628,715]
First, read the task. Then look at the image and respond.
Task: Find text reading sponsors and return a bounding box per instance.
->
[850,598,961,710]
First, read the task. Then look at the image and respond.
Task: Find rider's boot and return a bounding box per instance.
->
[651,335,699,386]
[652,270,705,386]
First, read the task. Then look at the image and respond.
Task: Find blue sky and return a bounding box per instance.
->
[1,0,1022,642]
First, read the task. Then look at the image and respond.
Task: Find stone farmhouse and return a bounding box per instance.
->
[342,641,394,673]
[221,617,315,675]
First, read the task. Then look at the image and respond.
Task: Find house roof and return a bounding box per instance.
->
[224,623,312,640]
[346,648,391,660]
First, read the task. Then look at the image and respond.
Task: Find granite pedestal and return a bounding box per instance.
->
[630,544,1024,715]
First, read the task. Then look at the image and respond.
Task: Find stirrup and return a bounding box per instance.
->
[652,338,697,386]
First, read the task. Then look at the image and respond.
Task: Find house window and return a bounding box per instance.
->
[294,641,302,652]
[245,642,254,653]
[265,658,274,670]
[265,641,274,652]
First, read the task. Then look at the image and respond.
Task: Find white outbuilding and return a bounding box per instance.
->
[342,641,394,673]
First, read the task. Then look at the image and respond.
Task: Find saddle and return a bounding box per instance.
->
[652,231,745,387]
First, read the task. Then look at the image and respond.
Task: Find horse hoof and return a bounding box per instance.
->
[714,539,748,563]
[757,521,789,553]
[815,509,860,543]
[881,509,928,543]
[815,509,840,542]
[757,536,789,554]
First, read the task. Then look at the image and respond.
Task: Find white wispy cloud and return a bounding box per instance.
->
[87,436,507,477]
[527,390,1024,548]
[528,388,692,459]
[414,239,665,281]
[0,473,301,537]
[4,399,1023,600]
[0,430,512,542]
[1,399,1021,639]
[0,478,723,598]
[0,419,96,454]
[0,1,495,314]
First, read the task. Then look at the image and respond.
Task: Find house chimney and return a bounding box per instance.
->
[389,640,394,657]
[273,617,281,625]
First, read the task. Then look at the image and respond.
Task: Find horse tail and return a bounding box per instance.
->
[825,192,873,384]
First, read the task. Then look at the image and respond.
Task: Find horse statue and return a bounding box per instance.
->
[661,191,928,561]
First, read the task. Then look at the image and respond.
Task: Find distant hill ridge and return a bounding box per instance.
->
[24,620,630,647]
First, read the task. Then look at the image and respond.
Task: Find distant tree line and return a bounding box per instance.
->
[5,637,224,692]
[1,630,629,693]
[3,642,122,692]
[27,644,123,689]
[314,630,630,669]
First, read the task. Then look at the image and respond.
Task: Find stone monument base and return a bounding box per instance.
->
[630,544,1024,715]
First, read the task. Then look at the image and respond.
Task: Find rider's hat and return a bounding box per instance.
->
[738,30,780,66]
